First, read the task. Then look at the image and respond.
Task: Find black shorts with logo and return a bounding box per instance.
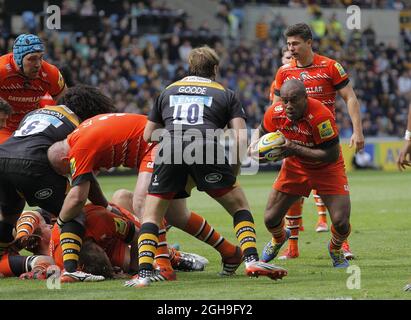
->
[0,158,68,216]
[148,139,236,197]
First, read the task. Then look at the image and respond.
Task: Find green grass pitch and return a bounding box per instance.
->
[1,170,411,300]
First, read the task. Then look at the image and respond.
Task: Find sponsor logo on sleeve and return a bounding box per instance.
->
[317,120,335,139]
[70,158,76,175]
[114,218,128,236]
[334,62,347,77]
[58,71,64,89]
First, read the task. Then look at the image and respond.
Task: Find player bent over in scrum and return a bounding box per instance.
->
[47,113,219,282]
[0,85,116,282]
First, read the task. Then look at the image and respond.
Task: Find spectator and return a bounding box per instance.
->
[0,6,407,138]
[80,0,96,16]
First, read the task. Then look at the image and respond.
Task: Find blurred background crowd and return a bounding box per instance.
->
[1,0,411,137]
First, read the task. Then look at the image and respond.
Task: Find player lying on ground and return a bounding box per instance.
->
[1,204,208,280]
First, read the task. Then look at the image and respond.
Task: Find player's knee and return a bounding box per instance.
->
[332,215,350,234]
[264,209,282,228]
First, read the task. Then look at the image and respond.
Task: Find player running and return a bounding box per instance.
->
[265,23,362,259]
[252,80,352,268]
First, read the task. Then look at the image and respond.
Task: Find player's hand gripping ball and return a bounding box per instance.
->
[258,131,286,161]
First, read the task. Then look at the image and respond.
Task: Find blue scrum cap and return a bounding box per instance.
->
[13,34,45,69]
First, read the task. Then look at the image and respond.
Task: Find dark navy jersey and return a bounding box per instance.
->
[0,105,80,163]
[148,76,246,136]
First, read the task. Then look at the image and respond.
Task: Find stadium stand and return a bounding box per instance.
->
[0,0,410,137]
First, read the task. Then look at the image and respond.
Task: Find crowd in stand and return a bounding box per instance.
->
[228,0,410,10]
[0,0,410,137]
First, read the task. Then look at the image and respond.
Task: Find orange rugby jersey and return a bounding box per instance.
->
[262,97,344,170]
[49,204,137,270]
[272,54,349,114]
[0,53,65,132]
[67,113,149,186]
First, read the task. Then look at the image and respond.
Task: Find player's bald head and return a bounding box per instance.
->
[280,80,308,121]
[48,139,71,176]
[280,79,307,98]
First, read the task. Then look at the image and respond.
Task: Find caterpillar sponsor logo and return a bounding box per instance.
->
[306,86,323,94]
[7,96,40,103]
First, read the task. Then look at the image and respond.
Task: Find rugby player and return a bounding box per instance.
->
[48,113,241,282]
[125,46,287,288]
[0,85,116,281]
[264,23,361,259]
[255,79,352,268]
[0,34,67,143]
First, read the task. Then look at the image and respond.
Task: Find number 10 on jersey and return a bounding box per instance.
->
[170,95,212,125]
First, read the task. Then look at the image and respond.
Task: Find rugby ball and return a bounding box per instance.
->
[258,131,285,161]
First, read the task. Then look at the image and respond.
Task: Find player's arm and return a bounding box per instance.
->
[88,177,109,208]
[52,84,68,102]
[48,65,68,102]
[144,94,165,143]
[143,120,163,143]
[247,124,267,160]
[272,69,283,104]
[397,102,411,171]
[58,180,90,224]
[228,117,248,175]
[248,105,276,159]
[279,137,340,163]
[338,83,364,152]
